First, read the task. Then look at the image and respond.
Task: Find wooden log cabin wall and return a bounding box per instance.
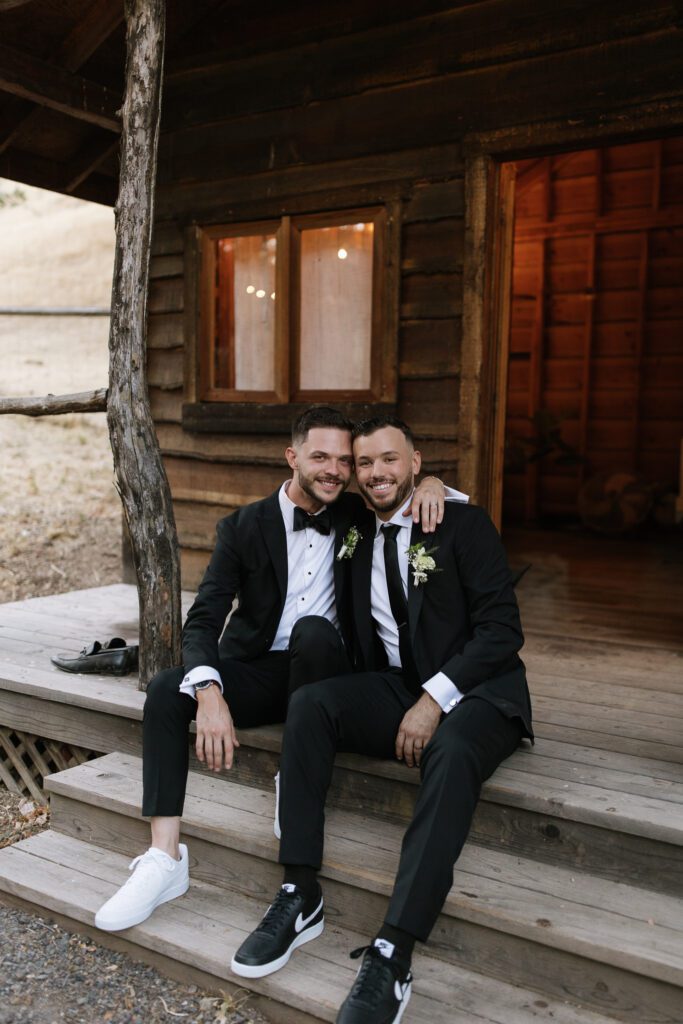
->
[138,0,683,587]
[505,139,683,524]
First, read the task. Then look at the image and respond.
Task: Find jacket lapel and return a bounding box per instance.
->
[256,491,288,604]
[407,522,426,640]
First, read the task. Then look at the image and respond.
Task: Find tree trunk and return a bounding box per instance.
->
[107,0,181,689]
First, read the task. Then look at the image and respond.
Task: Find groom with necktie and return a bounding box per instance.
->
[232,416,532,1024]
[94,406,448,934]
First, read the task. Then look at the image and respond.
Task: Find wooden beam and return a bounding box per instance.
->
[515,206,683,240]
[65,138,119,194]
[108,0,181,688]
[55,0,125,72]
[0,306,109,316]
[0,0,124,157]
[0,42,121,132]
[0,148,116,205]
[0,149,66,192]
[0,389,107,416]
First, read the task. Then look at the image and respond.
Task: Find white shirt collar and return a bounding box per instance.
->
[279,480,329,534]
[374,493,414,537]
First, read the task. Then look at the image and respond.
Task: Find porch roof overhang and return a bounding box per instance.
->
[0,0,251,204]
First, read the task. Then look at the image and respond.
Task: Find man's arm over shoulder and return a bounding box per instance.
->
[181,511,244,676]
[439,505,523,694]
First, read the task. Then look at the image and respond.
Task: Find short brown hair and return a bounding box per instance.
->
[291,406,354,445]
[352,415,415,447]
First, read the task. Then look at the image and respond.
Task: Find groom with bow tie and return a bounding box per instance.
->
[94,405,448,934]
[232,415,532,1024]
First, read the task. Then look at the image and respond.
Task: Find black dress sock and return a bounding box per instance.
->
[376,922,416,969]
[282,864,319,904]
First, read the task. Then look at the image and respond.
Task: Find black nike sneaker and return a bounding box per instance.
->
[230,883,324,978]
[336,939,412,1024]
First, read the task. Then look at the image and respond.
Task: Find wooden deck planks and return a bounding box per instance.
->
[0,521,681,813]
[44,755,683,988]
[0,831,626,1024]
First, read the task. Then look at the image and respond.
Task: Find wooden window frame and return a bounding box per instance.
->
[184,205,397,424]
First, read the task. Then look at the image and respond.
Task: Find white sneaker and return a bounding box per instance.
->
[95,844,189,932]
[274,771,281,839]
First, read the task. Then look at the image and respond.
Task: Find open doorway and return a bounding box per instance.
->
[503,137,683,533]
[495,138,683,702]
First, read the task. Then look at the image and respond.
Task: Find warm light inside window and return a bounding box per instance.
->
[299,222,374,391]
[214,234,276,390]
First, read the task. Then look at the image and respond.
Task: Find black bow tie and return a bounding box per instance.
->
[293,506,331,535]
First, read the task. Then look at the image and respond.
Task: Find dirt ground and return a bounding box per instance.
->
[0,180,121,603]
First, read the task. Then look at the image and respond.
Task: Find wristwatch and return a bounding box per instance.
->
[195,679,218,692]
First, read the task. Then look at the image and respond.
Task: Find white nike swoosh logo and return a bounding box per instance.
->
[295,897,323,933]
[394,980,410,1002]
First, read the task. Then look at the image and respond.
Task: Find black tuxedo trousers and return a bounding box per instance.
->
[278,671,522,941]
[142,616,350,818]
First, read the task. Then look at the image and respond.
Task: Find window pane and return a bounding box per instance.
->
[214,233,276,390]
[299,222,373,391]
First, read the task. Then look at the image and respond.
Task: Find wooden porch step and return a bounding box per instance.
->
[2,645,682,893]
[0,830,634,1024]
[230,725,683,896]
[44,752,683,1023]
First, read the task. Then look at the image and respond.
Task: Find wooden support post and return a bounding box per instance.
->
[107,0,181,689]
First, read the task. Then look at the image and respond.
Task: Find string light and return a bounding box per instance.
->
[271,292,276,300]
[256,289,266,298]
[337,248,348,260]
[246,285,255,294]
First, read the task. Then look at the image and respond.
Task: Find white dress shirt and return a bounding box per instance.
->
[181,481,338,698]
[370,493,467,713]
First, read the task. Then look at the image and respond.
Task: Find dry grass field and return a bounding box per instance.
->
[0,180,120,602]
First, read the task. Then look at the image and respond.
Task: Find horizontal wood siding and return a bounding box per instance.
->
[148,1,683,585]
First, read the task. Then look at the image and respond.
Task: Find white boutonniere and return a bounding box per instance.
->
[406,542,440,586]
[337,525,362,561]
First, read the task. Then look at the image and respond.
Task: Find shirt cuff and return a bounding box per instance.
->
[180,665,223,700]
[422,671,465,713]
[444,485,469,503]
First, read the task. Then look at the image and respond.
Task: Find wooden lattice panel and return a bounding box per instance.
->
[0,728,97,803]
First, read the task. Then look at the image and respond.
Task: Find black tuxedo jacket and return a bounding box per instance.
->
[181,488,371,675]
[350,502,533,738]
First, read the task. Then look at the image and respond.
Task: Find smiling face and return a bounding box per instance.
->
[354,426,422,520]
[285,427,354,511]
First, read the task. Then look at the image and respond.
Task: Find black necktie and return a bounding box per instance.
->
[381,524,420,694]
[293,506,331,536]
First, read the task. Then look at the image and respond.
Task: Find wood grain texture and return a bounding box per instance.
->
[0,389,107,416]
[42,755,683,1019]
[0,830,629,1024]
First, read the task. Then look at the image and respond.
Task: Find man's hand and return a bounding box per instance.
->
[405,476,445,533]
[195,684,239,771]
[396,692,442,767]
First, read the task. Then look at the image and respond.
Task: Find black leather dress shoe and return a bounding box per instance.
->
[51,638,139,676]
